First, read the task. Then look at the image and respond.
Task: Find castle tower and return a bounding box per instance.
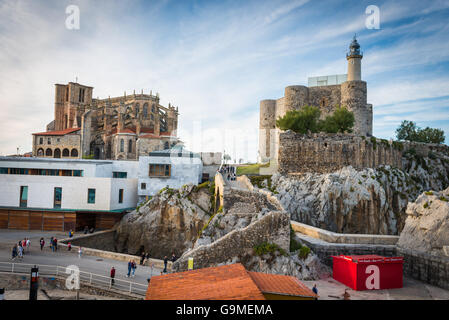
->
[259,100,276,162]
[346,35,363,81]
[341,36,372,136]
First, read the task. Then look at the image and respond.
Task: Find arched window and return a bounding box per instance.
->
[62,148,70,157]
[135,104,140,117]
[151,105,155,113]
[128,139,133,153]
[71,149,78,157]
[45,148,53,157]
[120,139,124,152]
[143,103,148,118]
[37,148,44,156]
[54,148,61,158]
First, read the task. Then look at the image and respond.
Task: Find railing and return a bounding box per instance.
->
[0,261,148,297]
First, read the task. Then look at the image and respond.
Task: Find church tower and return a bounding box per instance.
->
[346,35,363,81]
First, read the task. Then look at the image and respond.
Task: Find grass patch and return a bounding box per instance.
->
[236,163,270,176]
[425,191,434,196]
[298,246,311,260]
[439,196,448,202]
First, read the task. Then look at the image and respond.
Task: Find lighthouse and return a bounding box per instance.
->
[346,35,363,81]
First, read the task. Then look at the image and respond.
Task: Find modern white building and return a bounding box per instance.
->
[0,147,203,230]
[0,157,138,212]
[138,146,203,203]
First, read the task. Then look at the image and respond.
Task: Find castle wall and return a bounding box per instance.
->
[278,132,403,174]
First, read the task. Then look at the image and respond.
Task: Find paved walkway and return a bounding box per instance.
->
[0,229,162,287]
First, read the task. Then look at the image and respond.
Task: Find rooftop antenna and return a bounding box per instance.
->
[75,76,78,83]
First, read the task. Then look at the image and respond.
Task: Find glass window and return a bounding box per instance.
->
[54,187,62,209]
[20,186,28,208]
[128,140,133,153]
[73,170,83,177]
[113,172,127,178]
[39,137,43,144]
[120,139,124,152]
[141,183,146,190]
[0,168,8,174]
[87,189,96,204]
[149,164,171,177]
[119,189,124,203]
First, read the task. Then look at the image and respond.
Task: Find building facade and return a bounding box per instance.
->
[32,82,180,160]
[259,37,373,163]
[138,146,203,203]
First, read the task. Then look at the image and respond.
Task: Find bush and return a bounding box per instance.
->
[396,120,445,144]
[254,242,288,257]
[439,196,448,202]
[319,107,355,134]
[276,106,321,134]
[298,246,311,259]
[290,225,302,252]
[425,191,434,196]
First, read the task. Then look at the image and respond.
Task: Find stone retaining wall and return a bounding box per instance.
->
[172,211,290,272]
[59,231,171,270]
[278,132,403,174]
[397,247,449,290]
[291,221,399,245]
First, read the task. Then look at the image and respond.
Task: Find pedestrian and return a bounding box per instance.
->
[39,238,45,250]
[110,267,116,286]
[18,245,23,259]
[171,252,176,263]
[131,261,137,277]
[163,256,168,273]
[50,237,54,252]
[54,238,58,251]
[140,253,145,265]
[67,242,72,251]
[69,229,73,238]
[127,260,132,277]
[144,252,150,265]
[11,246,17,260]
[26,238,30,252]
[312,284,318,295]
[78,246,82,258]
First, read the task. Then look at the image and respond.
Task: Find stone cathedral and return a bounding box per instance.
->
[258,36,373,163]
[32,83,180,160]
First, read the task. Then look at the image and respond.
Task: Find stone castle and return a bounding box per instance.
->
[32,82,179,160]
[259,37,373,164]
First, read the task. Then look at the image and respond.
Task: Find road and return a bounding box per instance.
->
[0,229,163,287]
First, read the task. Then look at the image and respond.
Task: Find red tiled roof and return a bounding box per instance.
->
[248,272,318,298]
[32,128,80,136]
[145,263,266,300]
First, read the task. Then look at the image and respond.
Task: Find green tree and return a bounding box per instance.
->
[396,120,445,144]
[276,105,321,134]
[320,107,355,133]
[416,127,445,144]
[396,120,419,141]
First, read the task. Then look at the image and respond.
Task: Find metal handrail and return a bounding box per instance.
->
[0,261,147,296]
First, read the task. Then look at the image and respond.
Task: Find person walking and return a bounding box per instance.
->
[140,253,145,266]
[78,246,82,258]
[312,284,318,295]
[127,260,132,278]
[131,261,137,277]
[163,256,168,273]
[50,237,54,252]
[110,267,116,286]
[39,238,45,251]
[26,238,30,253]
[54,238,58,251]
[67,242,72,251]
[11,246,17,260]
[18,245,23,259]
[171,252,177,263]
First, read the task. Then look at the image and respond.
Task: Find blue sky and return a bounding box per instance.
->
[1,0,448,161]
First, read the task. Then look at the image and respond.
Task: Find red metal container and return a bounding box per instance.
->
[332,255,403,291]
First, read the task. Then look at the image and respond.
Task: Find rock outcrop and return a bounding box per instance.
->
[114,184,212,258]
[271,165,420,235]
[397,188,449,256]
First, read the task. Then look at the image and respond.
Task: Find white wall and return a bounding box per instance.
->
[138,156,203,198]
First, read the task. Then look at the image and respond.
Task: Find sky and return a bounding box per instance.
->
[1,0,449,162]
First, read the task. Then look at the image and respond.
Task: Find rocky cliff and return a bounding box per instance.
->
[397,188,449,256]
[114,184,213,258]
